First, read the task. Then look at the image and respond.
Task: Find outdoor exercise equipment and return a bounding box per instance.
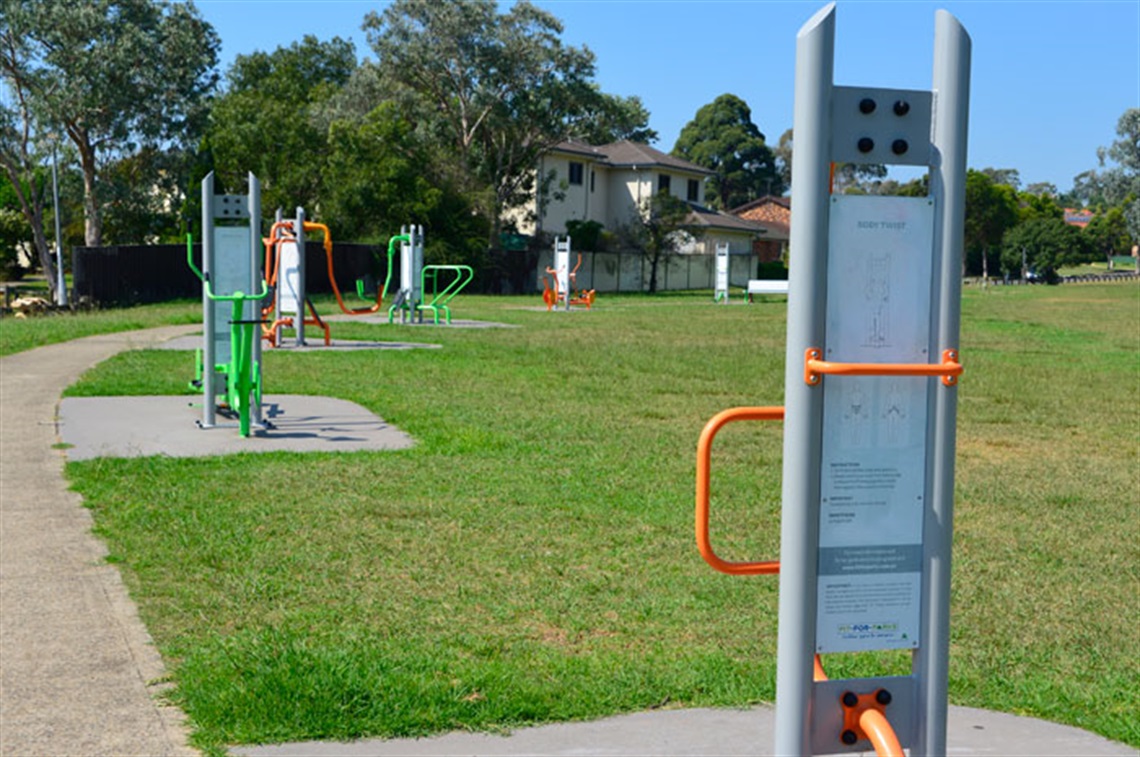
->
[542,236,596,311]
[386,224,474,324]
[694,5,969,755]
[190,172,267,436]
[714,243,730,303]
[261,207,388,347]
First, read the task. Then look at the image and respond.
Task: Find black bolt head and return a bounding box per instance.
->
[859,98,877,114]
[842,691,859,707]
[857,137,875,154]
[841,729,859,745]
[876,689,893,706]
[894,100,911,116]
[892,139,909,156]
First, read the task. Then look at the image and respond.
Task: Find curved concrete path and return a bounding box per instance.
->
[1,326,199,756]
[1,325,1135,757]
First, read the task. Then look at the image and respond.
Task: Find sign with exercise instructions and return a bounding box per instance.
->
[816,195,934,653]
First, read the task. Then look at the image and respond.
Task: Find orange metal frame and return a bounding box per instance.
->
[696,403,907,757]
[543,252,596,311]
[695,406,784,575]
[804,348,962,387]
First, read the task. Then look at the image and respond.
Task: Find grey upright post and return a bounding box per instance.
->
[915,12,970,757]
[201,173,217,429]
[294,206,306,346]
[774,5,835,754]
[249,173,263,425]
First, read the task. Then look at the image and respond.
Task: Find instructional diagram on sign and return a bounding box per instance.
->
[817,195,935,653]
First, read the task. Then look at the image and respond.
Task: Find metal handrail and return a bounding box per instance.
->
[695,406,785,575]
[805,348,963,386]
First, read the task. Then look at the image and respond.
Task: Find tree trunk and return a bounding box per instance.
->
[77,139,102,247]
[647,249,660,294]
[1,162,56,299]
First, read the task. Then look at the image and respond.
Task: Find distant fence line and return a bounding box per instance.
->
[964,271,1138,287]
[72,244,772,305]
[533,248,766,294]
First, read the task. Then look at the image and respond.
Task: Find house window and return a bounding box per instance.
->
[568,161,584,186]
[658,174,671,194]
[590,170,595,192]
[687,178,699,202]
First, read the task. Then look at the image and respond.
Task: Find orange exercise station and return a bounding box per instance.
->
[260,208,383,347]
[542,236,595,311]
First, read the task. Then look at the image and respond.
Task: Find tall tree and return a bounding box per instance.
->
[1083,206,1131,266]
[965,169,1019,277]
[208,35,356,215]
[1000,216,1091,279]
[980,167,1021,190]
[0,0,218,249]
[614,192,697,294]
[774,128,793,192]
[672,94,782,209]
[365,0,612,247]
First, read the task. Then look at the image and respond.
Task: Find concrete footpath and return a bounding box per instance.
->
[1,326,1136,757]
[1,326,199,756]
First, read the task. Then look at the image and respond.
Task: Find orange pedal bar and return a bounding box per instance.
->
[805,348,963,387]
[695,406,784,575]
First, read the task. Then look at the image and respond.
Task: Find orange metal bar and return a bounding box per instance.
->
[860,708,905,757]
[813,654,828,682]
[695,406,784,575]
[805,348,963,387]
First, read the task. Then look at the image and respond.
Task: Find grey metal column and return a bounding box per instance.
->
[249,173,263,426]
[915,12,971,757]
[773,4,835,755]
[294,206,306,346]
[201,173,217,429]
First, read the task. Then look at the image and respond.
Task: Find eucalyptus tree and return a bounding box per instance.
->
[364,0,637,247]
[0,0,218,255]
[207,35,357,215]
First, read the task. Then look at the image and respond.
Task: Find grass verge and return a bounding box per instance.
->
[45,286,1140,751]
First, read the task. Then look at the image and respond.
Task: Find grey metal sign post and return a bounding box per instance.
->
[775,5,969,755]
[200,171,263,429]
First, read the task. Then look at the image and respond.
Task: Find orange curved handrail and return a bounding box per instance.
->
[805,348,963,387]
[695,406,784,575]
[860,708,905,757]
[303,221,383,316]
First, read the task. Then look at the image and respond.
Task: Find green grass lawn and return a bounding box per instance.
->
[12,285,1137,752]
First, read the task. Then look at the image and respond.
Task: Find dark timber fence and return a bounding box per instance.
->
[73,243,385,306]
[72,243,772,305]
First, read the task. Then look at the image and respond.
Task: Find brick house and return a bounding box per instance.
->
[729,195,790,263]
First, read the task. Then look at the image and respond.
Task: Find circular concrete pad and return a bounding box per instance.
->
[57,394,413,460]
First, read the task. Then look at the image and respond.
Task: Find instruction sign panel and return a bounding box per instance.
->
[816,195,934,653]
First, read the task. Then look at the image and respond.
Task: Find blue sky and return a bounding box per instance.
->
[195,0,1139,194]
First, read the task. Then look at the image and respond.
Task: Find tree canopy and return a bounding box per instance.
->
[1,0,218,250]
[672,94,782,210]
[363,0,638,244]
[207,35,357,214]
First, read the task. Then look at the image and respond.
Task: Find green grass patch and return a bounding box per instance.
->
[0,298,199,357]
[61,287,1139,751]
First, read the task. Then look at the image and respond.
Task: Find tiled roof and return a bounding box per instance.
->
[685,203,770,235]
[729,195,790,214]
[729,195,791,236]
[549,140,714,176]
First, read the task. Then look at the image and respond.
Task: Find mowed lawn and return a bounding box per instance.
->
[23,284,1135,752]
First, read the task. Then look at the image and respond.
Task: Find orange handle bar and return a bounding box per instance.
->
[695,406,785,575]
[860,709,905,757]
[805,348,963,387]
